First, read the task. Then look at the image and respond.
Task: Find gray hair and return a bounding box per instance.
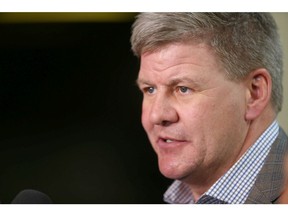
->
[131,13,283,113]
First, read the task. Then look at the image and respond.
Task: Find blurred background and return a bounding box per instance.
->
[0,13,286,204]
[0,13,172,204]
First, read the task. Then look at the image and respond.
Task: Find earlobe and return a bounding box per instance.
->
[245,69,272,121]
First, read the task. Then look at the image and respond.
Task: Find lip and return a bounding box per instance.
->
[157,137,188,149]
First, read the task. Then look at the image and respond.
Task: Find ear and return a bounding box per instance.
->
[245,68,272,121]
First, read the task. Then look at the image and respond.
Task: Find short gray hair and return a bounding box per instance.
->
[131,13,283,113]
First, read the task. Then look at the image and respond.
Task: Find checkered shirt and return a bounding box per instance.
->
[164,120,279,204]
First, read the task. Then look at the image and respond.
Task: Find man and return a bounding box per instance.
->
[131,13,288,204]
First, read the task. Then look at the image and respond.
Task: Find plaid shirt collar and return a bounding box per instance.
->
[164,121,279,204]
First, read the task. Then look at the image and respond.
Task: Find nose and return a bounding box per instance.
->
[149,95,179,126]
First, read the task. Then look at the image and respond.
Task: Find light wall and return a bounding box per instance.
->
[272,13,288,133]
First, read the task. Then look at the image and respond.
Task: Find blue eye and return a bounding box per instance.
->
[146,87,155,94]
[179,86,189,93]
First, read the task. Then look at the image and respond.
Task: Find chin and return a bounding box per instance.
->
[158,162,190,180]
[157,154,201,181]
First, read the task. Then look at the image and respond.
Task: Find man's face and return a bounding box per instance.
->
[137,43,250,184]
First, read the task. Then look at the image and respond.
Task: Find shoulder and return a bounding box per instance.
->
[274,150,288,203]
[270,128,288,203]
[246,127,288,204]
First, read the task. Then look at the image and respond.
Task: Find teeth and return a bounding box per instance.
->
[166,139,173,143]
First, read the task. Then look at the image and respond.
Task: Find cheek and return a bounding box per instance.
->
[179,102,212,126]
[180,98,238,143]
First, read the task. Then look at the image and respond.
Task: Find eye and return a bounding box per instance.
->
[177,86,190,94]
[179,86,188,93]
[144,86,156,94]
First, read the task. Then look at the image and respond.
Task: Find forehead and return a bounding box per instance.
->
[138,42,223,82]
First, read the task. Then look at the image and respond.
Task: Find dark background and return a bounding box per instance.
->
[0,13,171,203]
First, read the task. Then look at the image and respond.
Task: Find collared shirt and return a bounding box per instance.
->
[164,120,279,204]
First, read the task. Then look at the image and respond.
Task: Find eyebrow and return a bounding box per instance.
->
[136,78,152,87]
[136,77,201,88]
[167,77,199,86]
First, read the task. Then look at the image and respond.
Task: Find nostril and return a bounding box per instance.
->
[161,120,172,126]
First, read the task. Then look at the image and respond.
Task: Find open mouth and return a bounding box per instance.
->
[159,137,186,144]
[156,137,188,150]
[164,139,174,143]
